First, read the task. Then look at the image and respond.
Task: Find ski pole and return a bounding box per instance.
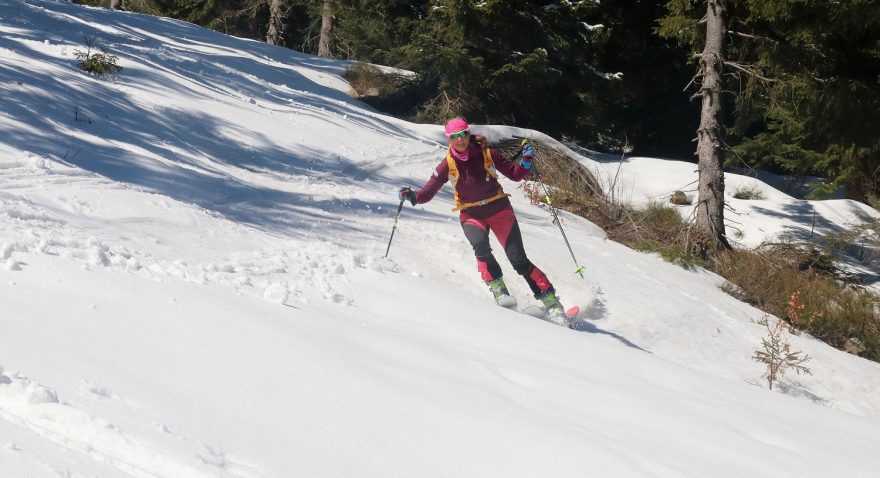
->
[522,139,586,278]
[384,199,405,258]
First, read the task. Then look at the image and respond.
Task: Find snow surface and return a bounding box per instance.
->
[2,1,880,476]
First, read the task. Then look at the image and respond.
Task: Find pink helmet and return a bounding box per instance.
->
[444,117,469,136]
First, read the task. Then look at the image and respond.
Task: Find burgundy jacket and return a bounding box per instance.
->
[414,141,531,219]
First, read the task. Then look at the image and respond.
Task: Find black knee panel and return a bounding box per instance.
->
[512,260,534,276]
[462,223,492,257]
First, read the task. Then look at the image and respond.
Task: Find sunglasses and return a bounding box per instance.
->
[448,130,469,139]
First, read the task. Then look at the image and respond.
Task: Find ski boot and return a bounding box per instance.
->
[537,290,567,326]
[487,277,517,309]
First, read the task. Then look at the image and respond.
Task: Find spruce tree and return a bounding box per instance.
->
[728,0,880,203]
[402,0,607,140]
[662,0,879,205]
[660,0,733,251]
[330,0,424,64]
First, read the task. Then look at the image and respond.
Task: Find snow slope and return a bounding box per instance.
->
[2,1,880,476]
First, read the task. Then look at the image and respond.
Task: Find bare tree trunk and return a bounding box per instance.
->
[266,0,287,46]
[317,0,334,58]
[693,0,731,251]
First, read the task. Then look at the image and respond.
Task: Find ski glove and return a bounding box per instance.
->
[520,143,534,169]
[398,187,417,205]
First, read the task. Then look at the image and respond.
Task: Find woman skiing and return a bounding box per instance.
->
[399,118,565,320]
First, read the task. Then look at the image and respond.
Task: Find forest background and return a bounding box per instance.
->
[75,0,880,206]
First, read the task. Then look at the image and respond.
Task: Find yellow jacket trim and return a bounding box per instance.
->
[446,147,510,211]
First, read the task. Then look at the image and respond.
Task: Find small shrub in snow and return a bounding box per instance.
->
[753,314,812,390]
[732,184,765,200]
[632,239,702,269]
[74,36,122,76]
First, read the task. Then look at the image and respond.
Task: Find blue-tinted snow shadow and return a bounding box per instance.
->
[775,380,833,407]
[0,2,448,237]
[568,299,648,352]
[747,201,879,286]
[748,201,876,238]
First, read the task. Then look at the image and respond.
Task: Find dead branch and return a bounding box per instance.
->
[724,61,775,83]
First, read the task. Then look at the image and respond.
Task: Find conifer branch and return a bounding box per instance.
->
[723,61,775,83]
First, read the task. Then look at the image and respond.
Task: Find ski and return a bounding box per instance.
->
[495,295,518,309]
[498,286,601,328]
[521,305,581,327]
[521,296,598,328]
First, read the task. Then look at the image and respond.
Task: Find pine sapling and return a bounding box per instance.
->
[753,314,812,390]
[74,36,122,76]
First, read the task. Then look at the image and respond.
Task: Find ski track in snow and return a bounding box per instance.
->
[0,155,284,477]
[0,366,268,478]
[0,152,381,309]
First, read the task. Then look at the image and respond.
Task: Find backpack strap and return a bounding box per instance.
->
[446,146,510,212]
